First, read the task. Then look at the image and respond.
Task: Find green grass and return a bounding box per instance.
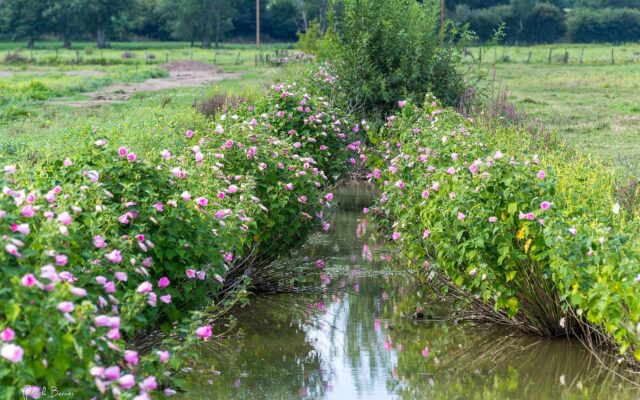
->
[471,60,640,177]
[0,41,296,69]
[466,43,640,65]
[0,40,296,51]
[0,66,282,165]
[0,64,167,98]
[1,40,637,180]
[0,44,294,128]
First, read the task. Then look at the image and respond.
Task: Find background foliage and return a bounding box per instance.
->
[0,0,638,49]
[317,0,465,115]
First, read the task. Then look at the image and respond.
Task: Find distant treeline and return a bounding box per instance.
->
[450,0,640,44]
[0,0,638,48]
[0,0,328,48]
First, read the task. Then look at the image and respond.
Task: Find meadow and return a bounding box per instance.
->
[1,42,637,175]
[464,44,640,177]
[0,36,639,398]
[0,43,291,165]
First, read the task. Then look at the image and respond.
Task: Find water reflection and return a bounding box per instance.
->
[173,182,639,399]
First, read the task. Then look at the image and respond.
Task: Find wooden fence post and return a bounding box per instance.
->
[611,48,615,64]
[547,48,553,64]
[526,51,531,63]
[580,48,584,64]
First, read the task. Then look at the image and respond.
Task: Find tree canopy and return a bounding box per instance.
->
[0,0,636,47]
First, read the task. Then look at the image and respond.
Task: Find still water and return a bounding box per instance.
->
[175,183,639,399]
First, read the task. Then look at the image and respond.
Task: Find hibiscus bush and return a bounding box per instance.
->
[0,71,365,399]
[370,98,640,363]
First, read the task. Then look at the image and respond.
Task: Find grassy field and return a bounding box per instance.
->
[0,67,282,162]
[0,43,292,166]
[466,43,640,64]
[0,42,297,120]
[466,45,640,177]
[0,41,296,69]
[0,41,638,178]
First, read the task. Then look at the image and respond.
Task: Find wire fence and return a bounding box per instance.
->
[464,44,640,65]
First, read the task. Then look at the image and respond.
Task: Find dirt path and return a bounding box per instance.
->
[51,61,240,107]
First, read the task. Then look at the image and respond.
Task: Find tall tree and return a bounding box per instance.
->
[294,0,329,32]
[79,0,128,48]
[45,0,85,48]
[0,0,51,48]
[128,0,173,40]
[265,0,299,41]
[231,0,266,39]
[160,0,235,48]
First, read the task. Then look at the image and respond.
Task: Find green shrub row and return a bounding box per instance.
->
[0,71,362,398]
[369,99,640,362]
[453,4,640,44]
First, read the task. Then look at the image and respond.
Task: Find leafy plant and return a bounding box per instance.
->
[369,98,640,364]
[297,20,322,56]
[318,0,465,116]
[0,70,366,398]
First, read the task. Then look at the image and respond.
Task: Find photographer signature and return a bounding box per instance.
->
[23,386,74,399]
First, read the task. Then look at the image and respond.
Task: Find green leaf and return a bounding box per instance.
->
[5,302,20,322]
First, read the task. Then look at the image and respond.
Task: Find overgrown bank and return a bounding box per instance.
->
[0,70,365,398]
[366,98,640,366]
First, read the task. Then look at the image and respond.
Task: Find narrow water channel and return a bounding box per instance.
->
[174,182,639,399]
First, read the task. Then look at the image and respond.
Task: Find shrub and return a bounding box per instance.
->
[297,20,322,56]
[566,8,640,43]
[369,99,640,363]
[193,92,245,119]
[4,52,28,64]
[318,0,465,116]
[0,71,365,398]
[459,3,565,44]
[520,3,566,44]
[22,81,56,101]
[0,105,30,121]
[464,5,514,42]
